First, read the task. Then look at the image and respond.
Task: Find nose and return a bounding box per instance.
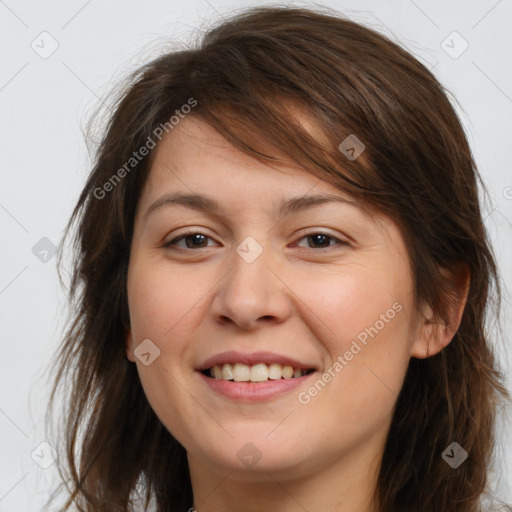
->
[210,241,292,330]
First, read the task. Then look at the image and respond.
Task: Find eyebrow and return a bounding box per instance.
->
[143,191,357,222]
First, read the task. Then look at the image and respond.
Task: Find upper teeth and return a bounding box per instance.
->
[209,363,309,382]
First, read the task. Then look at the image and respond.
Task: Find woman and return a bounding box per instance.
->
[48,6,511,512]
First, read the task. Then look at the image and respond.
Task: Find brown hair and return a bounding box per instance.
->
[48,6,511,512]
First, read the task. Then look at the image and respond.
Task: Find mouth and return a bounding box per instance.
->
[200,362,316,383]
[196,351,319,401]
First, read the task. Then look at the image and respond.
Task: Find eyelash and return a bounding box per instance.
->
[162,230,350,251]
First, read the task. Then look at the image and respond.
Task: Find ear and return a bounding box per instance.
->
[411,262,470,359]
[126,329,136,362]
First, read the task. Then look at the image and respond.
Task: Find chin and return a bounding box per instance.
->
[188,434,318,478]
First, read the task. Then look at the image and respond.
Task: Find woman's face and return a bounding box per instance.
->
[126,116,427,481]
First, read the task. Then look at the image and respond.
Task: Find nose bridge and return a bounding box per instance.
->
[212,234,290,328]
[230,234,275,303]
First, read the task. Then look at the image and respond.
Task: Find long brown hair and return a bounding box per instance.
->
[48,6,511,511]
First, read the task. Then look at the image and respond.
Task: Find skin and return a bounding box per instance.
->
[125,116,468,512]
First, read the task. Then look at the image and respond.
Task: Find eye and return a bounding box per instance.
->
[163,231,217,250]
[293,232,349,250]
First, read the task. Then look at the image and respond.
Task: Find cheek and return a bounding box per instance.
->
[294,262,414,421]
[127,259,207,343]
[126,261,207,443]
[297,261,412,357]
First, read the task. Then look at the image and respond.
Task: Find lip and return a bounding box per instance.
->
[196,350,317,371]
[198,370,317,402]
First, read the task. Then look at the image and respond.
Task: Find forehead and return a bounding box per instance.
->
[139,115,359,214]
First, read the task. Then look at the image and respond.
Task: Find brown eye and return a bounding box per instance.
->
[163,232,215,250]
[294,232,349,249]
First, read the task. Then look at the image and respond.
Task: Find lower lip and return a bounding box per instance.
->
[197,371,317,402]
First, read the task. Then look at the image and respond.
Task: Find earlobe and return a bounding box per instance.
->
[411,262,470,359]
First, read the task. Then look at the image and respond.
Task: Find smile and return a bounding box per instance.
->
[196,351,319,401]
[202,362,316,382]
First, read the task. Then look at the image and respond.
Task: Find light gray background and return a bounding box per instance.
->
[1,0,511,510]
